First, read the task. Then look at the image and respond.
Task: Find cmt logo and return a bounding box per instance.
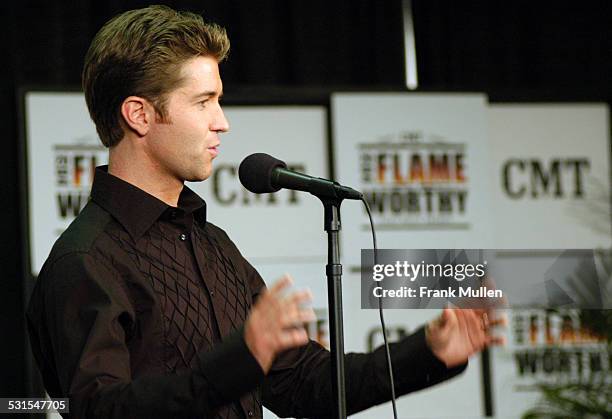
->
[502,158,590,199]
[211,163,305,206]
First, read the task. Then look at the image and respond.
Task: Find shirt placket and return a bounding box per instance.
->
[169,209,221,343]
[189,227,227,340]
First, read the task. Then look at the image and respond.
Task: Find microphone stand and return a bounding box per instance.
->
[239,154,357,418]
[320,197,346,419]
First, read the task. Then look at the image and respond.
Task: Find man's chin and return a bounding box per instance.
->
[184,168,212,183]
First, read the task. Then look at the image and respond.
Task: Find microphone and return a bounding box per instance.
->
[238,153,363,200]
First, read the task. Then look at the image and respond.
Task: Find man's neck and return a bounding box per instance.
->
[108,148,183,208]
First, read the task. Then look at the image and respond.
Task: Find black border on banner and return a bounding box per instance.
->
[17,85,42,408]
[17,85,611,419]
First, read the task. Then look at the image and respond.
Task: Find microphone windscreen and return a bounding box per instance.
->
[238,153,287,193]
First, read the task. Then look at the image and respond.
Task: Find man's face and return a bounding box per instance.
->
[146,55,229,183]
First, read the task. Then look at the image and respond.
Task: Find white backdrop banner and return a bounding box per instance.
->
[487,104,611,418]
[331,92,493,266]
[331,93,492,417]
[25,92,107,276]
[489,104,611,249]
[492,308,611,419]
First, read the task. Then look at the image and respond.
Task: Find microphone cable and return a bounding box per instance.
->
[360,197,398,419]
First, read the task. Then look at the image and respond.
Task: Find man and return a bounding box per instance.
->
[26,5,505,419]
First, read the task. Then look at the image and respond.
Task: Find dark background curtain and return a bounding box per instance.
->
[1,0,610,403]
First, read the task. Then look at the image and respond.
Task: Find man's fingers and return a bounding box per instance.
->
[278,327,309,349]
[439,308,452,327]
[488,312,508,328]
[298,307,316,323]
[269,274,293,295]
[486,335,507,346]
[471,308,488,318]
[481,311,507,348]
[280,306,316,328]
[465,310,487,349]
[277,288,312,317]
[468,309,508,329]
[285,289,313,306]
[455,310,477,350]
[245,276,315,372]
[276,288,314,323]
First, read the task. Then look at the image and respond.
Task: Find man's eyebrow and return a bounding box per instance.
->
[192,90,222,100]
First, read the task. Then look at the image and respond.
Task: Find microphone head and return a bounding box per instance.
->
[238,153,287,193]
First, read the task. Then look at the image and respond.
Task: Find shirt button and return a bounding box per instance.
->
[248,411,253,417]
[210,290,215,296]
[170,210,177,219]
[179,233,187,241]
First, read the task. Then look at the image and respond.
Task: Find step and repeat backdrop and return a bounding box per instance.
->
[23,91,610,418]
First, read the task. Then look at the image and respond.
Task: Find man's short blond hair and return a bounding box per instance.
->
[82,5,230,147]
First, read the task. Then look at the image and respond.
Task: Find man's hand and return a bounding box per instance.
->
[244,275,315,373]
[425,308,507,368]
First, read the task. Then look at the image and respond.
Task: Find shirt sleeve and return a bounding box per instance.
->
[26,251,264,419]
[239,249,467,418]
[262,327,467,417]
[216,225,468,417]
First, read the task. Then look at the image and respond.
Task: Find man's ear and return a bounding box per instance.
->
[120,96,153,137]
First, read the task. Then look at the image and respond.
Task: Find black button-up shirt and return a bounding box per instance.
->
[26,166,466,419]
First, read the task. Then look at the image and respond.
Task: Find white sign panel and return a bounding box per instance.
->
[332,93,493,266]
[492,308,610,418]
[25,92,107,276]
[489,104,611,249]
[488,104,611,418]
[331,93,491,417]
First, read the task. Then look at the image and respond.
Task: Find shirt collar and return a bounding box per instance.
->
[90,165,207,241]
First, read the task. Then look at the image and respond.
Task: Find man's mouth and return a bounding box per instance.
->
[207,144,220,156]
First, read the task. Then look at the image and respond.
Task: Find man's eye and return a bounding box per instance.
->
[200,100,209,107]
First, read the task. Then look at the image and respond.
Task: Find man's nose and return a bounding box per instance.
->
[213,105,229,133]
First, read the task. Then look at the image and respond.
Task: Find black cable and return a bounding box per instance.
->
[361,197,398,419]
